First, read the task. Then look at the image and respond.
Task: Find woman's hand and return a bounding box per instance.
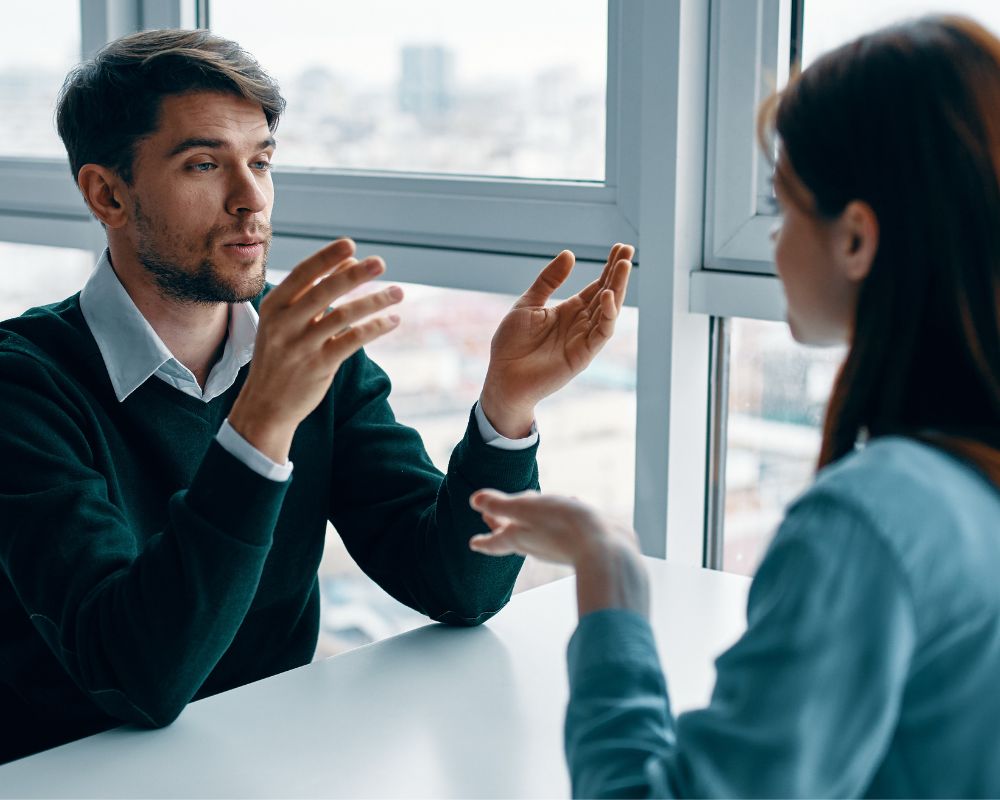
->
[469,490,650,618]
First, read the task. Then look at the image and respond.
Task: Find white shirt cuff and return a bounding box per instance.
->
[217,418,294,482]
[474,401,539,450]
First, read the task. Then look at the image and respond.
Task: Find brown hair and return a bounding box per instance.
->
[759,16,1000,486]
[56,28,285,184]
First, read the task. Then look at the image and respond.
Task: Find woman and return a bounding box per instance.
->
[469,15,1000,798]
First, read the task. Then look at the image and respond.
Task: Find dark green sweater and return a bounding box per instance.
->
[0,293,538,763]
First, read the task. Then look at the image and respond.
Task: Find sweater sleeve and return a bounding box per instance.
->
[0,351,289,728]
[565,492,918,799]
[327,348,540,626]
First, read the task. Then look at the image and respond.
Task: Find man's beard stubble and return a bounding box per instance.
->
[134,199,271,305]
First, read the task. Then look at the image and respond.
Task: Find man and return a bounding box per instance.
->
[0,29,632,763]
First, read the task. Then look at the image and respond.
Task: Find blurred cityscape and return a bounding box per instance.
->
[271,47,604,180]
[0,45,604,184]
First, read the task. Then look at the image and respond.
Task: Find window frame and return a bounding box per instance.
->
[703,0,791,273]
[689,0,792,322]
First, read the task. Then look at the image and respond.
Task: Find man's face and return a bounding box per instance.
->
[125,91,276,304]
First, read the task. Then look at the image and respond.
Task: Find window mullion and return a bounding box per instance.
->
[80,0,139,58]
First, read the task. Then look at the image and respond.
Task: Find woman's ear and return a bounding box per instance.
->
[77,165,130,229]
[837,200,879,283]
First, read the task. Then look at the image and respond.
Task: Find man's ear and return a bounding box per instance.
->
[836,199,879,283]
[77,164,130,229]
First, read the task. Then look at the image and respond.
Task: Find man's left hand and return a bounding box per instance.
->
[479,242,634,438]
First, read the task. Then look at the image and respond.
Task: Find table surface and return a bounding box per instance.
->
[0,558,750,799]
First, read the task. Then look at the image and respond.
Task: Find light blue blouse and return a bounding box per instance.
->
[566,437,1000,798]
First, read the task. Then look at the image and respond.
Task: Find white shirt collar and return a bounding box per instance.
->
[79,250,258,403]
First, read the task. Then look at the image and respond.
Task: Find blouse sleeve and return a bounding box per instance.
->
[565,492,918,798]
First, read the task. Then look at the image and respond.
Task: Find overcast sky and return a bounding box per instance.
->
[4,1,1000,85]
[0,0,608,85]
[803,0,1000,66]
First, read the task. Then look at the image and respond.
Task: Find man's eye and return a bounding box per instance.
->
[190,162,216,172]
[252,160,272,171]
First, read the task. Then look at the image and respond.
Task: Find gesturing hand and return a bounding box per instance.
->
[479,243,634,438]
[468,489,649,617]
[228,238,403,464]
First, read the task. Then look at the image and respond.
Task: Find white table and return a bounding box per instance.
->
[0,559,750,798]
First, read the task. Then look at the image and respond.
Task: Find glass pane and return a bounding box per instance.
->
[0,242,94,320]
[315,281,637,656]
[210,0,607,180]
[723,319,845,576]
[802,0,1000,69]
[0,3,81,158]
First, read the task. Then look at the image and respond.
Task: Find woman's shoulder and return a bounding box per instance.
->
[775,436,1000,612]
[805,435,998,519]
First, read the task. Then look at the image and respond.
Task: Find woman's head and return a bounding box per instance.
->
[760,15,1000,469]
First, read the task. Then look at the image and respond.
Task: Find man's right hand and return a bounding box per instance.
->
[227,238,403,465]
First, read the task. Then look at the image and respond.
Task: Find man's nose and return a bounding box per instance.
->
[226,166,269,216]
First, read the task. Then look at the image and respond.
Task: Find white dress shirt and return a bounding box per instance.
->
[79,251,537,482]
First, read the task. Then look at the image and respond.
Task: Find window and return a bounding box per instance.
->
[704,0,1000,286]
[3,0,712,591]
[0,3,81,158]
[0,242,94,319]
[210,0,607,181]
[723,319,844,575]
[705,0,1000,575]
[206,0,632,263]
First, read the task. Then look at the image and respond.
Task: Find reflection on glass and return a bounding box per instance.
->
[210,0,607,180]
[724,319,845,576]
[1,3,80,157]
[315,281,637,656]
[802,0,1000,69]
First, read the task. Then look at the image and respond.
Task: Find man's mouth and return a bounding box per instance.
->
[222,239,266,259]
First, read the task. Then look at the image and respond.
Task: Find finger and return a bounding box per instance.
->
[307,259,360,321]
[581,260,632,316]
[585,290,618,350]
[470,488,564,527]
[608,258,632,314]
[288,257,387,325]
[595,243,624,291]
[468,532,524,557]
[600,288,617,320]
[578,242,632,306]
[469,488,533,515]
[266,239,356,308]
[601,243,629,289]
[320,311,401,367]
[597,244,633,301]
[574,245,619,307]
[514,250,575,309]
[480,510,508,532]
[306,285,404,347]
[584,242,635,301]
